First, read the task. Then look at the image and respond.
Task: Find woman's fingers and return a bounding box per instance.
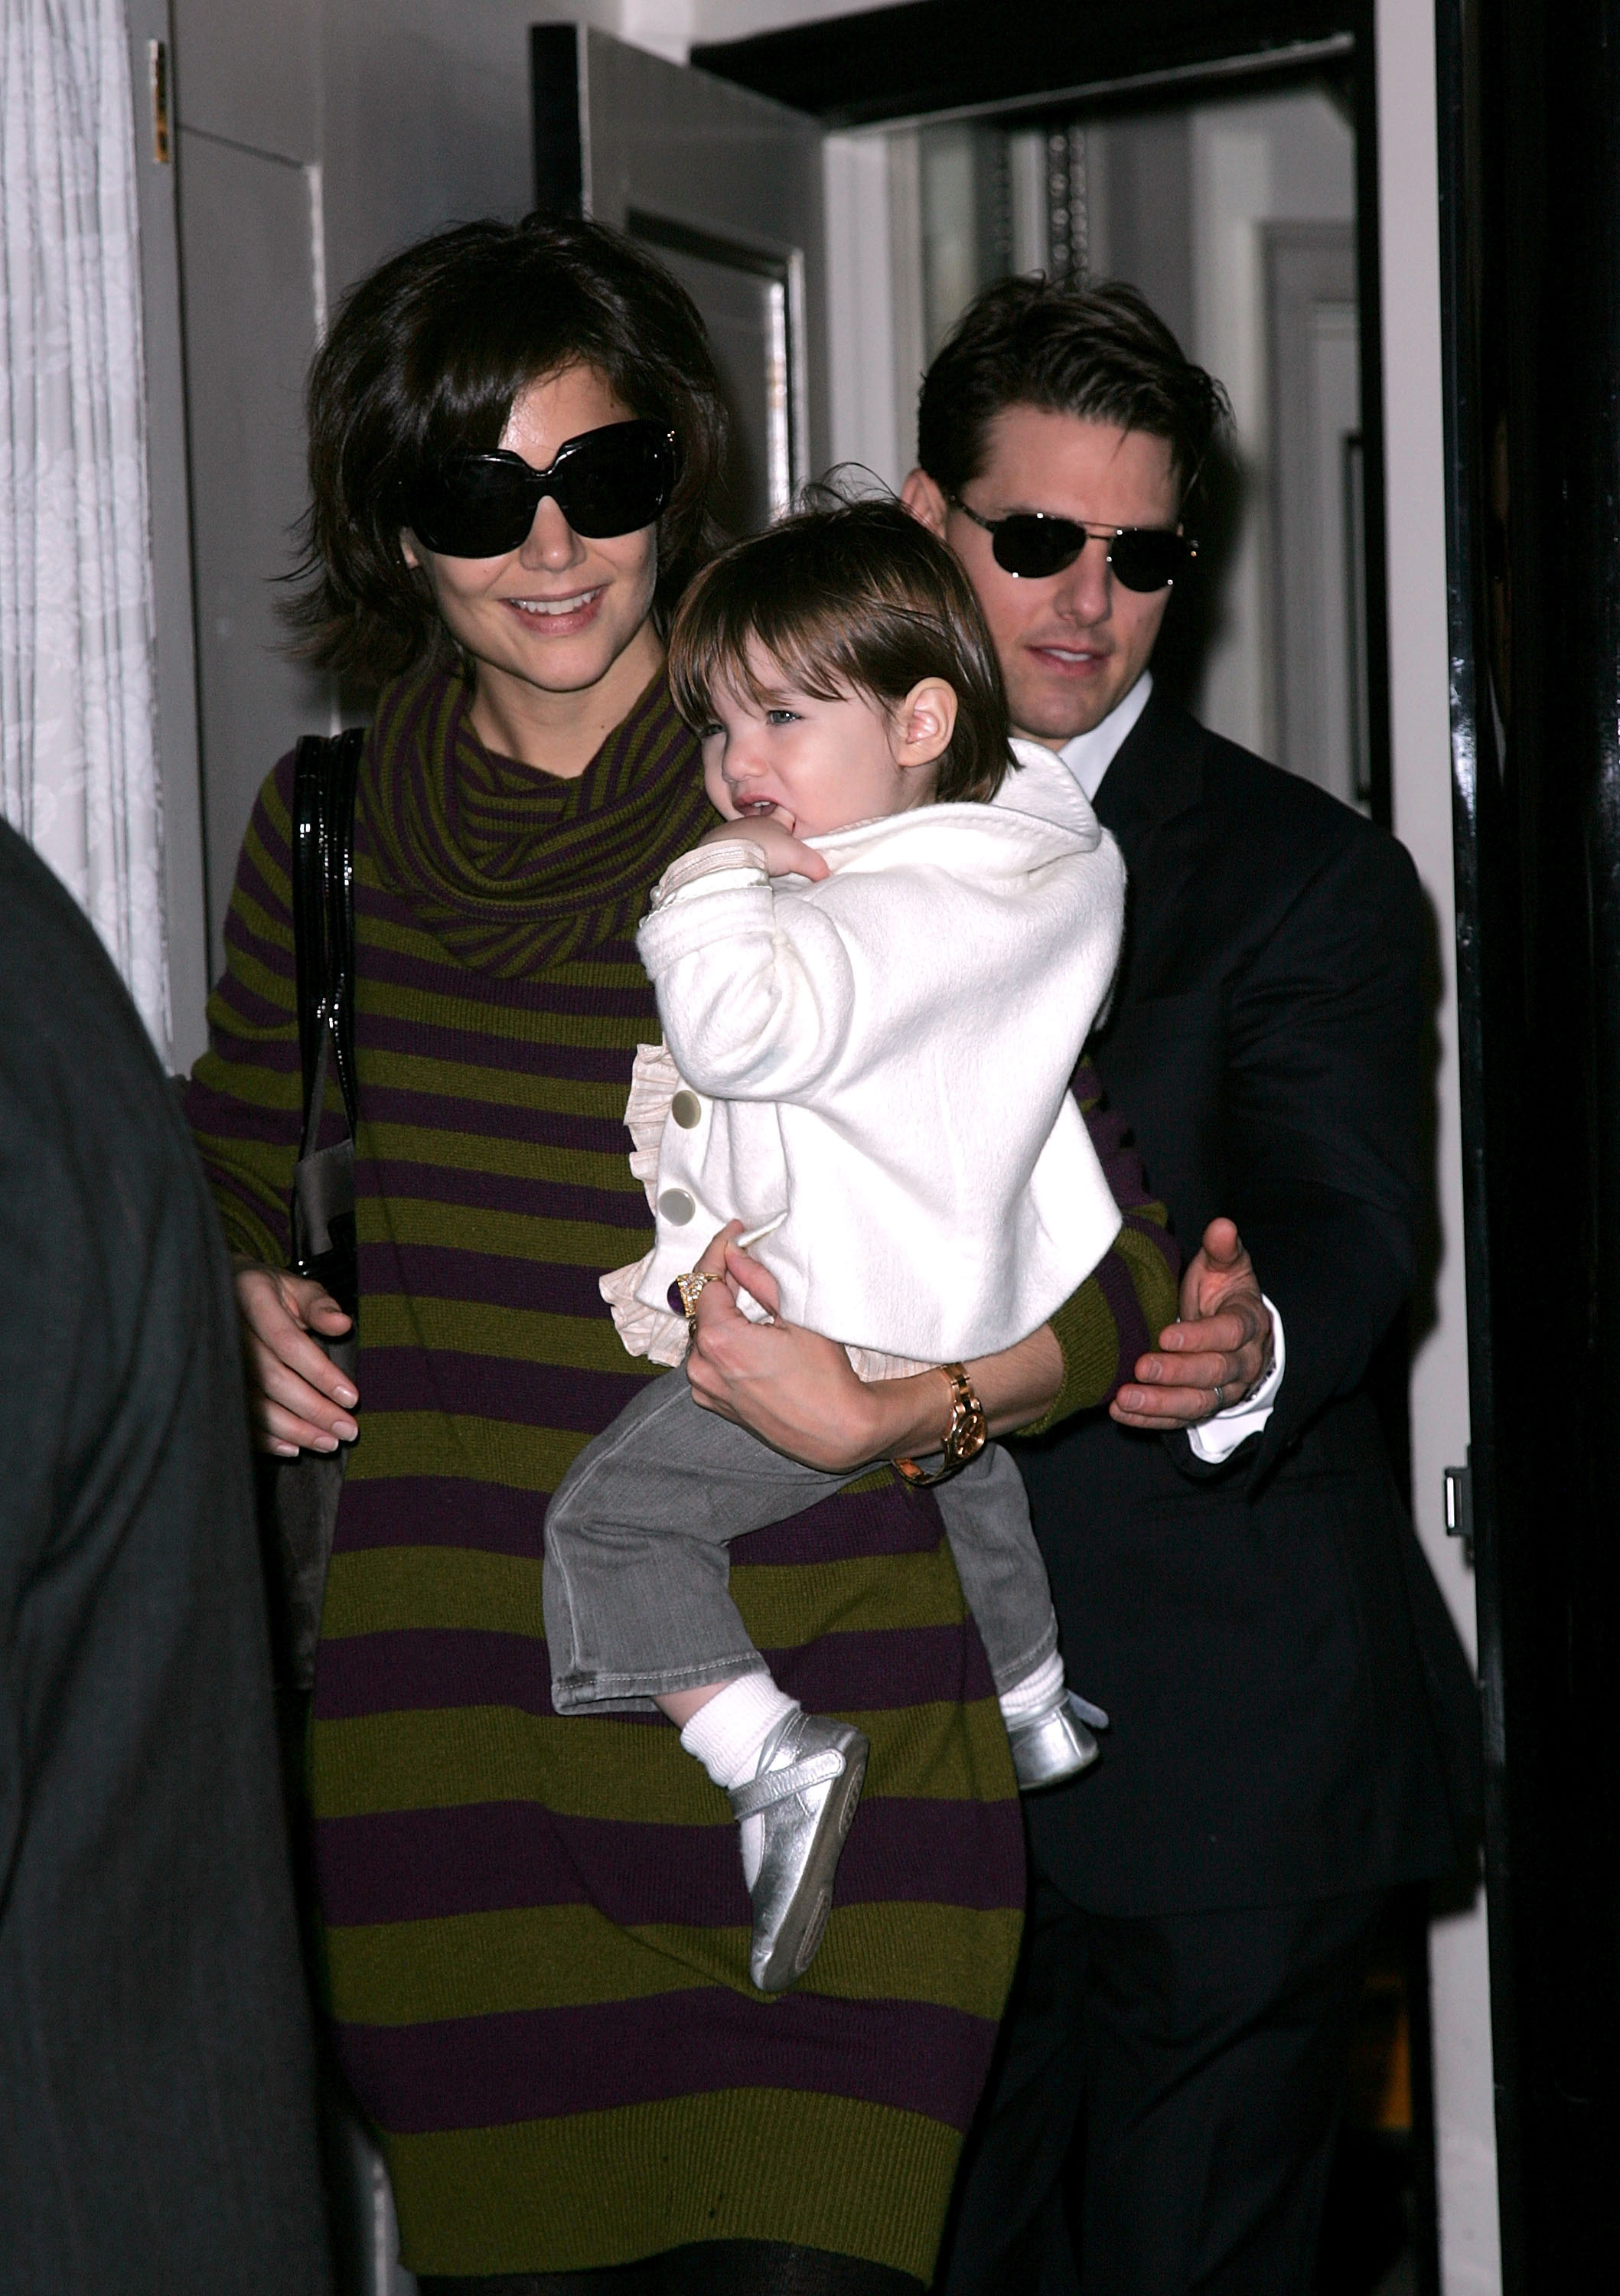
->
[724,1242,781,1318]
[234,1263,359,1456]
[692,1221,745,1279]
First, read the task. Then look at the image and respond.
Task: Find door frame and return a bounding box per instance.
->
[696,8,1484,2294]
[695,0,1393,836]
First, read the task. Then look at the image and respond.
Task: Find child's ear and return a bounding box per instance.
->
[895,677,958,770]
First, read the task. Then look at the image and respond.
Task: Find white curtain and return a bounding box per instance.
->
[1,0,170,1052]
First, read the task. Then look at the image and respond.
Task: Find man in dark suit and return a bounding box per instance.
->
[0,821,331,2291]
[905,280,1480,2294]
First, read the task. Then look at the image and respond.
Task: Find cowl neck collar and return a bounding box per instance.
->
[362,666,712,973]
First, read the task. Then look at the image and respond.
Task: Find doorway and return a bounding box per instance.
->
[826,75,1372,814]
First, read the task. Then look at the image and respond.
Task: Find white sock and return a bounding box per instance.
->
[680,1674,800,1893]
[998,1648,1065,1724]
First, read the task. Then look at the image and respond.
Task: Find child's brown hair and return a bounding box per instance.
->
[667,493,1013,804]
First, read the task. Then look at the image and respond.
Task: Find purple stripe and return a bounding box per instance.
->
[359,1013,646,1088]
[357,1082,634,1156]
[358,949,655,1027]
[1092,1248,1149,1397]
[359,943,649,1016]
[335,1476,552,1556]
[728,1481,942,1567]
[354,1349,639,1431]
[313,1622,990,1727]
[329,1468,936,1567]
[354,1157,650,1230]
[317,1793,1022,1930]
[336,1987,996,2135]
[363,1242,626,1319]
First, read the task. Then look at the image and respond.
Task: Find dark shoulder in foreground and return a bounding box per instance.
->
[0,819,174,1106]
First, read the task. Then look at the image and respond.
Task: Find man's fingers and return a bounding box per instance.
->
[1199,1215,1245,1267]
[1157,1308,1264,1358]
[1110,1386,1220,1430]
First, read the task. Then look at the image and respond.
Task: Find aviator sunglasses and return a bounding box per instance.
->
[406,419,676,559]
[951,497,1196,590]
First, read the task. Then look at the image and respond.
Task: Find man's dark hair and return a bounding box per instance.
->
[668,493,1012,805]
[285,215,729,685]
[917,275,1231,505]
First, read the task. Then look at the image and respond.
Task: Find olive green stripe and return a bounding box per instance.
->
[359,1196,649,1269]
[341,1411,599,1493]
[321,1536,968,1646]
[361,1120,641,1193]
[326,1900,1019,2026]
[357,1047,635,1120]
[323,1545,546,1639]
[214,938,301,1024]
[191,1056,300,1113]
[384,2091,958,2284]
[311,1699,1006,1823]
[357,978,657,1053]
[361,1293,638,1372]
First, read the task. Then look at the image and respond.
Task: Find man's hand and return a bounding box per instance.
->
[1110,1217,1274,1433]
[233,1259,358,1458]
[699,812,830,881]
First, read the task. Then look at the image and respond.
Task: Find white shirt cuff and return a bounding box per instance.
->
[1184,1296,1286,1465]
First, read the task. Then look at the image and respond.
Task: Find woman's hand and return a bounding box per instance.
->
[233,1258,359,1458]
[683,1224,1064,1473]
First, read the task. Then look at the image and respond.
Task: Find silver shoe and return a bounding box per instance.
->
[1006,1688,1109,1792]
[729,1711,869,1993]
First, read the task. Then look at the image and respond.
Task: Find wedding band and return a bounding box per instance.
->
[668,1269,725,1335]
[1213,1381,1228,1409]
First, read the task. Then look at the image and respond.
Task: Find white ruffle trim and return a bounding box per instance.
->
[600,1039,935,1384]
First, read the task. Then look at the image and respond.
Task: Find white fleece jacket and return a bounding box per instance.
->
[618,741,1126,1365]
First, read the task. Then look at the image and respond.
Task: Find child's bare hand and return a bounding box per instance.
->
[699,813,829,881]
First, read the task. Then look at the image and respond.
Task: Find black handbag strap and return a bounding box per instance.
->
[291,726,364,1159]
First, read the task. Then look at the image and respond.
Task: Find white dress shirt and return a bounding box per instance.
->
[1038,672,1286,1464]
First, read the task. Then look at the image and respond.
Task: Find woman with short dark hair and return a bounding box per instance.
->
[187,214,1177,2294]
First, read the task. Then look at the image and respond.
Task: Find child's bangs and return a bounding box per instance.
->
[669,571,855,728]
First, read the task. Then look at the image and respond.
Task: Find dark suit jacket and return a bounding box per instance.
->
[1014,688,1481,1917]
[0,825,330,2291]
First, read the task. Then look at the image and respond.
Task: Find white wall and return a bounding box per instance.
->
[1374,2,1501,2288]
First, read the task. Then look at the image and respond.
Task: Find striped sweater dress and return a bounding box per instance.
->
[186,668,1178,2285]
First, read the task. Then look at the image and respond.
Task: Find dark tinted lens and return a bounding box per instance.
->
[989,514,1089,579]
[554,422,673,536]
[409,455,534,559]
[1107,529,1189,592]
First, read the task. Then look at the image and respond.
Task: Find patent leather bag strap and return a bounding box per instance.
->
[289,728,363,1307]
[292,726,363,1150]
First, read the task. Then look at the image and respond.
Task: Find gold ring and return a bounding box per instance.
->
[668,1269,725,1334]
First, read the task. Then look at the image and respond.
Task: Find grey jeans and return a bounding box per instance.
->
[543,1368,1060,1714]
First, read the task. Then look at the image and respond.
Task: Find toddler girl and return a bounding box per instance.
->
[543,500,1125,1992]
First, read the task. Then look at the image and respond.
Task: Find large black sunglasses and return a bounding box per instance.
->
[406,419,676,559]
[951,497,1195,590]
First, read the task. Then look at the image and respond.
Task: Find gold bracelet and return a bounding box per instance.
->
[894,1362,989,1488]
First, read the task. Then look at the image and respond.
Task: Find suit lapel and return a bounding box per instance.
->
[1091,687,1208,1009]
[1091,683,1204,858]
